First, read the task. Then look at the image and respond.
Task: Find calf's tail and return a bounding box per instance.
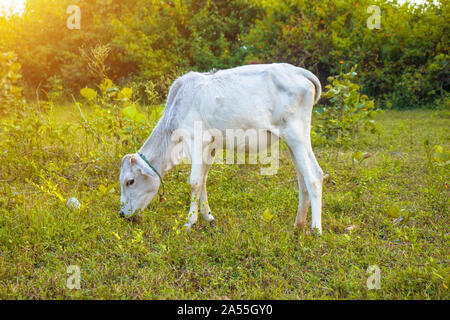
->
[298,68,322,104]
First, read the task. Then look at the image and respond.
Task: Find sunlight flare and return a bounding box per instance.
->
[0,0,25,15]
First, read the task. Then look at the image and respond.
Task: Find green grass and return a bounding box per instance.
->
[0,107,449,299]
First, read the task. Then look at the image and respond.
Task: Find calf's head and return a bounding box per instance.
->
[119,154,160,217]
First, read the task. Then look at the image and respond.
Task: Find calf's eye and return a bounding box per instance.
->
[126,179,135,187]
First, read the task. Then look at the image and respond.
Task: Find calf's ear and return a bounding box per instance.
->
[130,155,157,178]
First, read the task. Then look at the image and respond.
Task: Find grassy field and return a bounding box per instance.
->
[0,106,449,299]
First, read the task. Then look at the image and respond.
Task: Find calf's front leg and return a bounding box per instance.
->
[184,160,203,230]
[184,134,212,229]
[184,136,216,229]
[185,161,216,229]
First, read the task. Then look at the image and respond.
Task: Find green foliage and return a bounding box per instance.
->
[262,208,274,222]
[80,87,97,101]
[424,139,450,172]
[77,77,156,150]
[0,51,24,115]
[109,0,261,102]
[45,75,65,103]
[243,0,449,108]
[0,0,447,107]
[314,67,379,147]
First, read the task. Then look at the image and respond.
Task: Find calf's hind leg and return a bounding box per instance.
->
[288,148,310,229]
[284,131,323,234]
[199,162,214,223]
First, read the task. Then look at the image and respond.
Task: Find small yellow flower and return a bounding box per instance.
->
[112,232,121,240]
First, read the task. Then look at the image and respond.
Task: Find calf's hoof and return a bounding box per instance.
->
[310,226,322,235]
[294,221,306,229]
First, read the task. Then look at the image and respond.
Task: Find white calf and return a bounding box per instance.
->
[119,63,324,233]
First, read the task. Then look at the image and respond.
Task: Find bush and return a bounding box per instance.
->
[0,0,447,108]
[0,51,24,115]
[314,67,379,147]
[243,0,448,108]
[77,78,162,152]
